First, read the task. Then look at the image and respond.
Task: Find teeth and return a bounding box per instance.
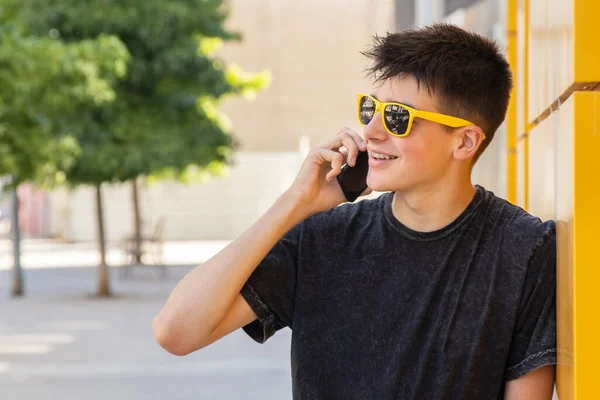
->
[371,151,397,160]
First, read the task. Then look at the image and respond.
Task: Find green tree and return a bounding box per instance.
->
[0,26,129,185]
[8,0,268,296]
[0,24,129,296]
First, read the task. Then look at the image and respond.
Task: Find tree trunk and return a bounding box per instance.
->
[132,179,142,264]
[95,184,110,296]
[11,187,23,297]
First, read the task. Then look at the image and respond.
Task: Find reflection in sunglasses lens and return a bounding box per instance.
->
[358,96,410,136]
[360,96,376,124]
[384,104,410,135]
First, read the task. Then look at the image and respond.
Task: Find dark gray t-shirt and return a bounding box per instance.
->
[240,185,556,399]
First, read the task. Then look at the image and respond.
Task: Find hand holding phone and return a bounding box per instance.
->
[337,151,369,202]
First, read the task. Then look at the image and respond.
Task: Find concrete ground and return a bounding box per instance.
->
[0,240,292,400]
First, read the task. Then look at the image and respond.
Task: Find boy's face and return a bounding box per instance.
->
[363,75,458,193]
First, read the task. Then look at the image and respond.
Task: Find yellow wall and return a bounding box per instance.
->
[554,95,574,399]
[571,93,600,399]
[516,0,600,398]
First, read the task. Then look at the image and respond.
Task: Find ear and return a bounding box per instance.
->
[452,126,485,161]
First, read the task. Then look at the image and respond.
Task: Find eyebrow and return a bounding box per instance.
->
[369,94,416,110]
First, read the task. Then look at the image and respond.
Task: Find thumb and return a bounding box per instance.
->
[360,187,373,197]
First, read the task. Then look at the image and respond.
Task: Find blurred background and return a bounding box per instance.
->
[0,0,596,399]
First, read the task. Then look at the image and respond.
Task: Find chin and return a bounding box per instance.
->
[367,172,414,193]
[367,174,398,193]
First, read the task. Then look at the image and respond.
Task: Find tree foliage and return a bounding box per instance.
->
[6,0,269,185]
[0,24,129,186]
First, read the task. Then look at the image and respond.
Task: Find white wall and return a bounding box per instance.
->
[445,0,507,198]
[48,152,305,242]
[217,0,395,152]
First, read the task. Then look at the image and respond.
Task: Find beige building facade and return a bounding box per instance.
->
[47,0,397,242]
[218,0,396,152]
[42,0,507,242]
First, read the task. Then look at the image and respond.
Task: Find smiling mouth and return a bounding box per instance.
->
[370,151,398,160]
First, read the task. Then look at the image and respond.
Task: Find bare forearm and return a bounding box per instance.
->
[153,191,309,351]
[153,128,368,355]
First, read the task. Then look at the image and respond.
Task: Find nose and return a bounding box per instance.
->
[362,111,388,143]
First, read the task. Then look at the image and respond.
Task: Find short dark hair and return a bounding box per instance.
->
[362,23,512,164]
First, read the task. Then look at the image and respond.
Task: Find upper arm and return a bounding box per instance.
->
[504,365,555,400]
[202,293,257,348]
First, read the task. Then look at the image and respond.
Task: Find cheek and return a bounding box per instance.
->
[396,134,450,173]
[392,136,427,165]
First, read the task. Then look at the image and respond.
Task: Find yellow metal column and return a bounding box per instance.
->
[524,0,600,397]
[571,2,600,396]
[571,92,600,399]
[522,0,530,212]
[505,0,518,204]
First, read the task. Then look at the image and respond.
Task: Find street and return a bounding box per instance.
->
[0,241,292,400]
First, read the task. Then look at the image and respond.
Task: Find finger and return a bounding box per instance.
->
[337,130,362,167]
[326,152,345,181]
[309,148,344,178]
[309,147,347,166]
[360,187,373,197]
[313,150,344,181]
[325,127,367,158]
[333,127,367,152]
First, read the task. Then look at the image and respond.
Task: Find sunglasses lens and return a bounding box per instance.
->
[383,104,410,135]
[359,96,376,125]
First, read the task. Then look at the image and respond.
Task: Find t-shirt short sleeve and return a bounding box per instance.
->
[504,223,557,381]
[240,222,302,344]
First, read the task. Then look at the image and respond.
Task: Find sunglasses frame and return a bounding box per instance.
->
[357,94,485,140]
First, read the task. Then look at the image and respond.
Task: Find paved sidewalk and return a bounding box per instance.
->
[0,238,231,270]
[0,241,292,400]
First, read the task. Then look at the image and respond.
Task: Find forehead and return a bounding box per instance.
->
[371,76,437,111]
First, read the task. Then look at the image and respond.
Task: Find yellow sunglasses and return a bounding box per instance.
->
[357,93,485,139]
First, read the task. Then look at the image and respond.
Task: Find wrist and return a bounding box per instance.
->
[279,189,314,221]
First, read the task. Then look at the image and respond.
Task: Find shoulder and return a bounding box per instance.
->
[481,187,555,255]
[299,193,390,243]
[293,193,390,257]
[308,193,390,228]
[282,194,389,251]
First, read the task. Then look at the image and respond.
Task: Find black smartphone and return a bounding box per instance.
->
[336,151,369,202]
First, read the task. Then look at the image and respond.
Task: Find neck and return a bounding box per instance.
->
[391,176,477,233]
